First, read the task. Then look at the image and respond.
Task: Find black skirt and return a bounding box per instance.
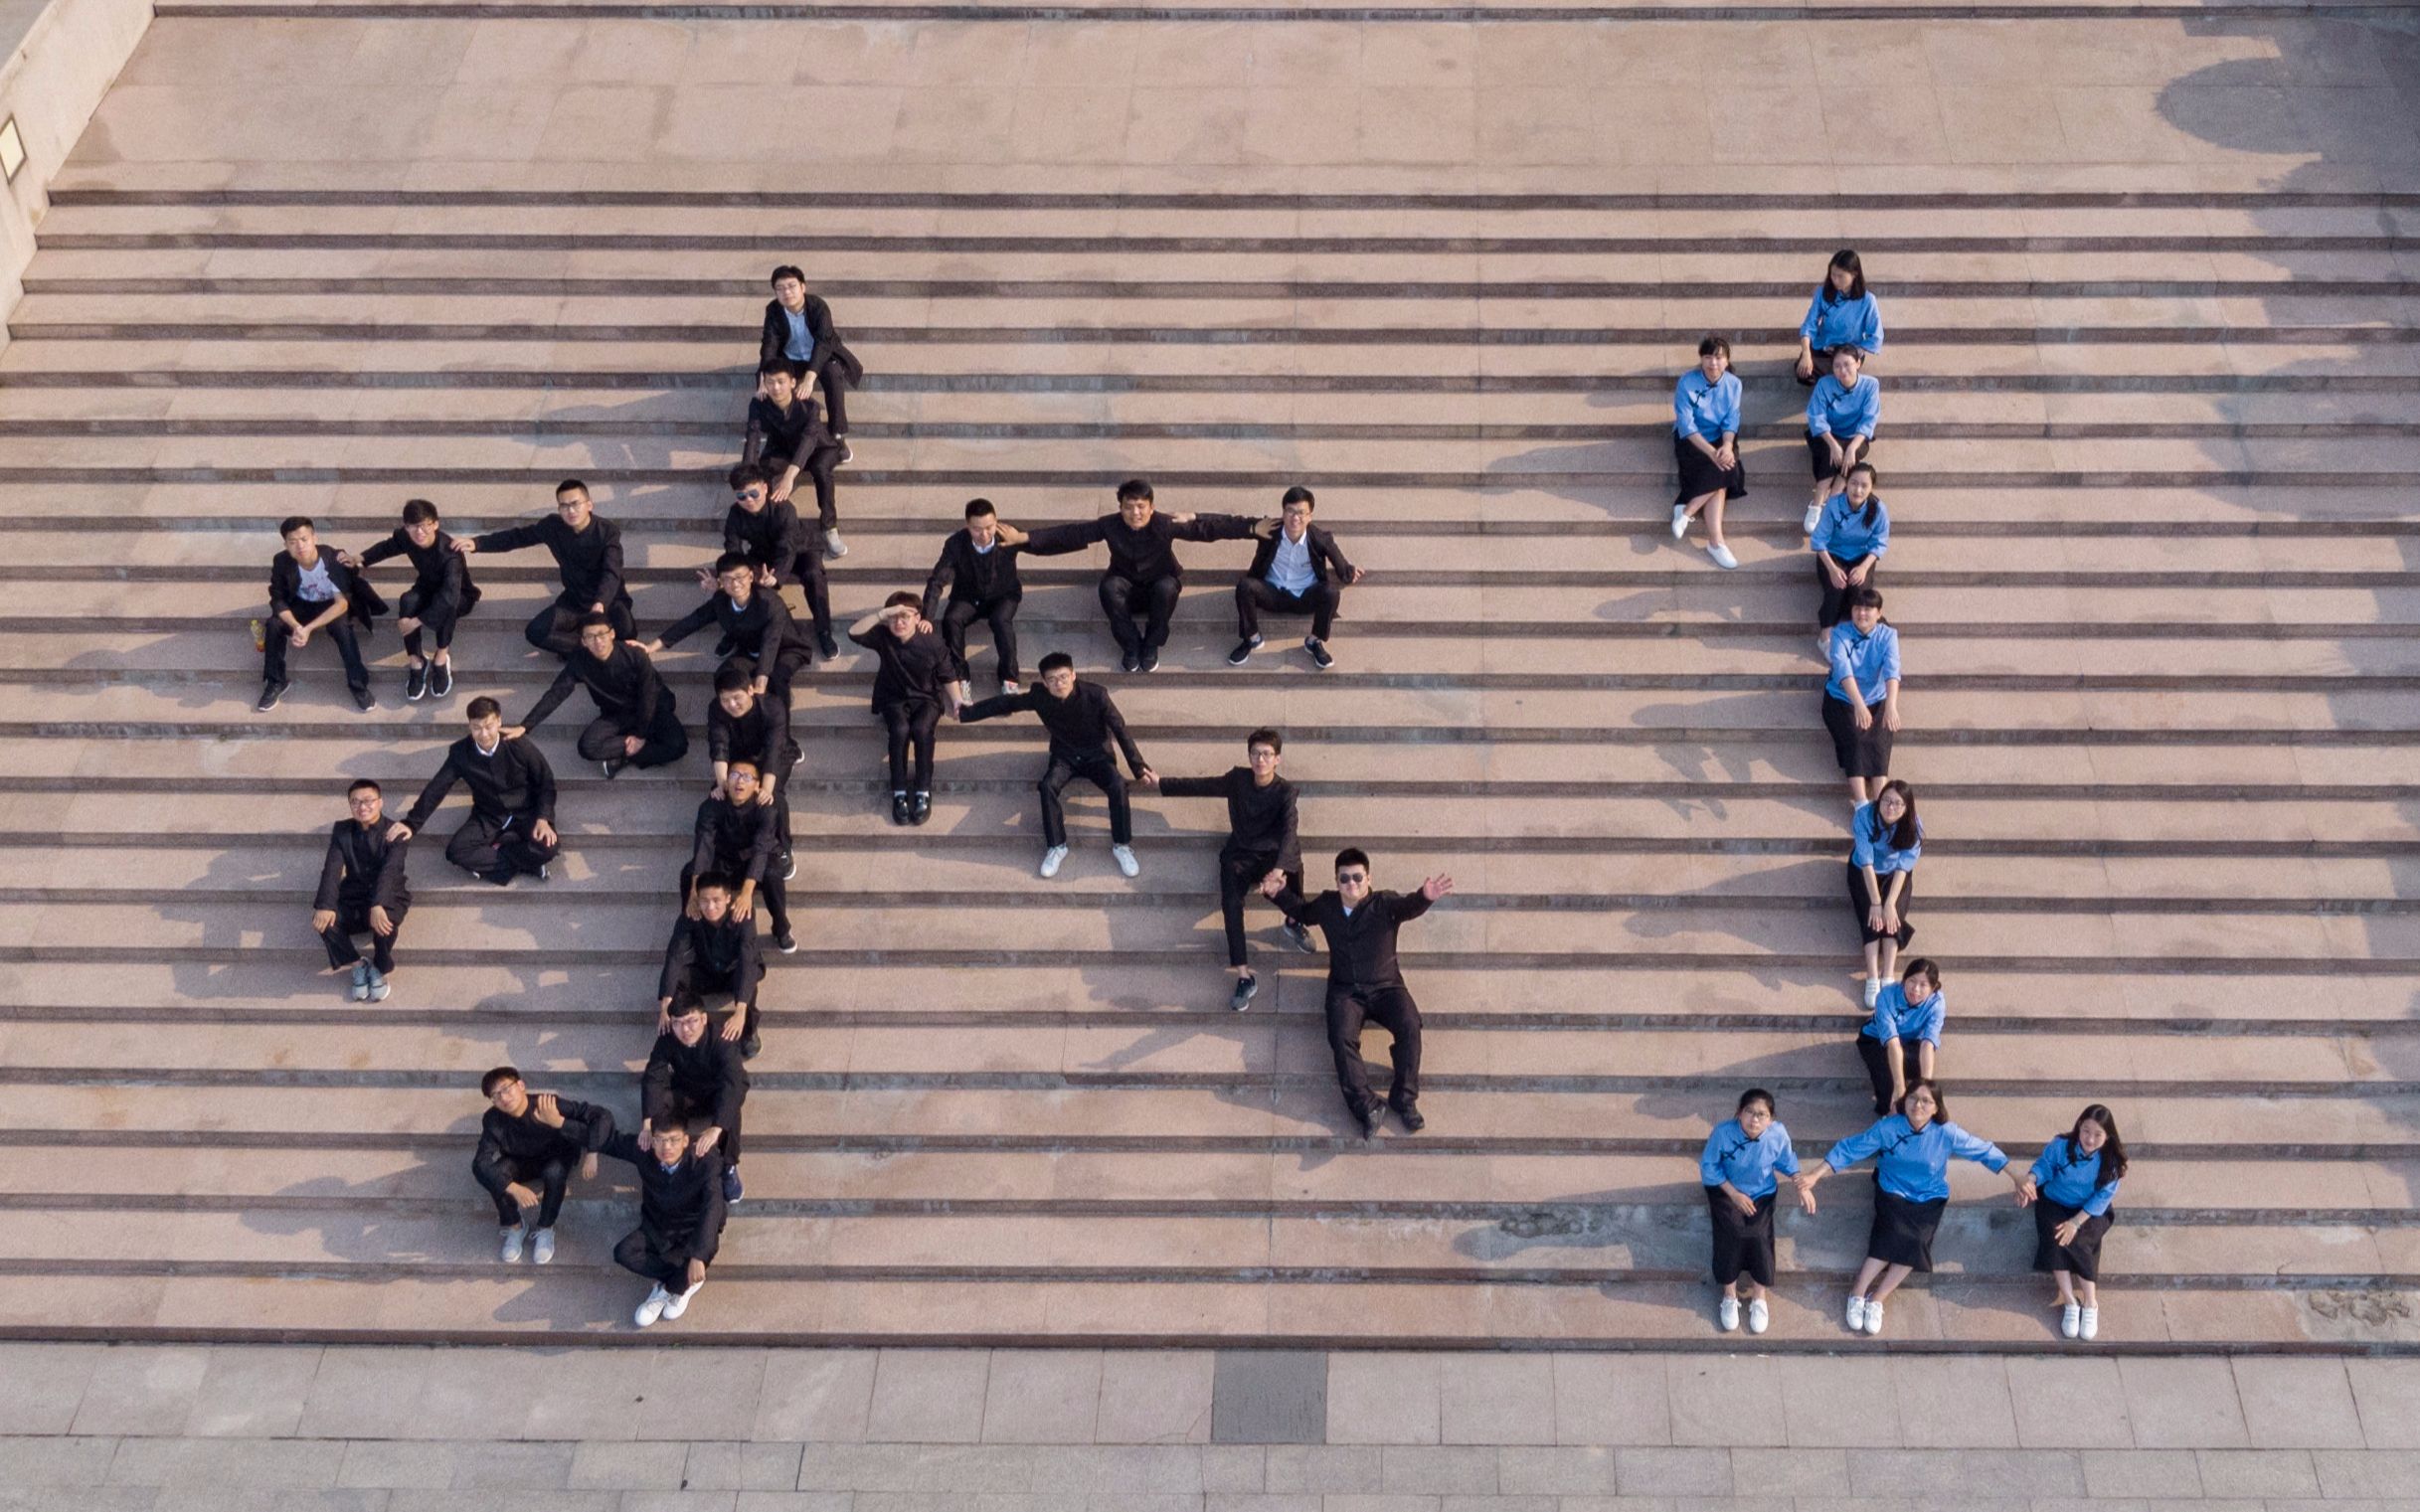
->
[2032,1197,2115,1281]
[1674,435,1747,504]
[1797,346,1841,388]
[1867,1182,1947,1270]
[1706,1184,1778,1287]
[1815,553,1877,628]
[1806,429,1871,478]
[1846,861,1916,947]
[1822,691,1895,777]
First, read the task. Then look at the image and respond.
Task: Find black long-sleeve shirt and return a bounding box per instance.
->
[1021,511,1259,586]
[470,514,629,611]
[358,528,480,612]
[743,394,831,467]
[600,1130,726,1266]
[475,1094,614,1173]
[660,914,765,1007]
[707,691,798,773]
[724,499,808,575]
[660,588,811,683]
[403,735,558,830]
[641,1028,748,1136]
[848,622,952,710]
[924,528,1025,609]
[522,641,669,735]
[314,818,411,913]
[1157,767,1299,871]
[693,793,779,887]
[959,680,1144,772]
[1272,887,1435,990]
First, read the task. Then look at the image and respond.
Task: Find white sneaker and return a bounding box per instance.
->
[1804,502,1823,534]
[2079,1305,2099,1340]
[661,1281,700,1321]
[1039,845,1069,879]
[1706,543,1739,570]
[1717,1295,1740,1332]
[498,1227,525,1264]
[822,530,847,559]
[956,680,972,705]
[633,1284,671,1327]
[1863,1299,1885,1336]
[531,1229,555,1266]
[1111,844,1139,878]
[1747,1297,1769,1334]
[1864,976,1883,1008]
[2060,1300,2081,1338]
[1844,1293,1867,1331]
[1001,680,1022,696]
[1670,503,1689,540]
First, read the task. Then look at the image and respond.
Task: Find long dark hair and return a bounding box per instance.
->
[1870,778,1920,853]
[2071,1103,2129,1188]
[1823,248,1866,302]
[1846,461,1882,529]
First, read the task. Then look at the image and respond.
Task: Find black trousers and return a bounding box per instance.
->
[1706,1185,1779,1288]
[941,595,1021,685]
[785,551,833,638]
[680,860,790,942]
[1854,1031,1929,1114]
[613,1229,700,1286]
[526,598,634,658]
[725,650,803,715]
[1100,575,1181,655]
[1846,863,1916,947]
[762,445,842,531]
[578,694,688,769]
[1814,554,1876,629]
[669,965,759,1041]
[262,614,369,691]
[803,345,864,434]
[445,812,558,885]
[1218,850,1300,968]
[1237,578,1341,641]
[655,1085,742,1166]
[1039,750,1129,847]
[319,900,404,975]
[476,1152,570,1229]
[398,586,464,658]
[881,699,941,792]
[1325,981,1422,1114]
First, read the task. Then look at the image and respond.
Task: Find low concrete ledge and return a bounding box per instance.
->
[0,0,152,347]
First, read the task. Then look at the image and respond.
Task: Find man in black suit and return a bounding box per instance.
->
[454,479,633,658]
[1142,728,1309,1011]
[473,1067,614,1266]
[512,613,687,777]
[706,667,798,877]
[600,1117,727,1328]
[686,759,793,955]
[925,497,1031,701]
[643,997,749,1206]
[659,873,769,1061]
[1020,478,1269,673]
[258,516,384,713]
[312,778,410,1001]
[1264,849,1456,1137]
[760,262,864,452]
[353,498,478,702]
[1231,485,1363,671]
[958,652,1152,880]
[646,554,814,713]
[722,462,837,661]
[743,363,848,557]
[389,697,561,886]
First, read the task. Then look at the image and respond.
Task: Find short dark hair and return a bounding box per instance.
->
[1247,728,1283,755]
[713,665,755,694]
[347,777,382,797]
[727,757,761,780]
[885,589,924,612]
[577,611,613,633]
[555,479,589,500]
[278,516,314,538]
[715,551,755,579]
[770,264,805,286]
[727,463,769,491]
[466,696,502,722]
[694,872,734,895]
[1900,956,1941,996]
[1281,486,1314,509]
[667,996,708,1019]
[1826,248,1866,301]
[1116,478,1153,505]
[1845,587,1884,613]
[1697,333,1732,361]
[401,498,439,525]
[1038,651,1075,676]
[1334,847,1370,875]
[1736,1087,1776,1116]
[758,358,795,379]
[480,1066,522,1096]
[964,497,996,519]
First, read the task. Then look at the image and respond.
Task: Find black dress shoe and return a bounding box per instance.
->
[911,791,933,825]
[1354,1103,1385,1138]
[891,793,911,825]
[1390,1100,1426,1133]
[739,1032,763,1062]
[816,631,839,660]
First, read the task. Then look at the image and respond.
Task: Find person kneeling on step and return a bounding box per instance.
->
[473,1066,614,1266]
[600,1117,727,1328]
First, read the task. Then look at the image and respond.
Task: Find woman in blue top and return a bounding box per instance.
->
[1854,955,1941,1109]
[1796,249,1882,384]
[1810,462,1888,641]
[1670,334,1748,571]
[1798,1079,2024,1337]
[1698,1087,1815,1335]
[1822,587,1901,803]
[2019,1103,2128,1340]
[1804,347,1881,533]
[1848,780,1922,1005]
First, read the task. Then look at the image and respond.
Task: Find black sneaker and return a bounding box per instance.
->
[1354,1103,1385,1139]
[1121,648,1140,674]
[406,662,430,702]
[1227,637,1260,666]
[602,757,626,779]
[780,852,797,881]
[739,1031,762,1062]
[1138,647,1159,673]
[713,636,738,659]
[776,931,797,954]
[816,631,839,660]
[429,661,453,698]
[1229,973,1259,1012]
[352,686,378,713]
[257,681,287,713]
[891,792,911,825]
[835,438,853,465]
[1391,1099,1425,1133]
[1305,637,1334,670]
[723,1164,744,1202]
[911,791,932,826]
[1285,920,1315,953]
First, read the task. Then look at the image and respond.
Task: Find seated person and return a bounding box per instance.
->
[759,262,864,452]
[658,873,767,1061]
[389,698,560,886]
[352,496,479,701]
[744,363,847,557]
[1230,486,1361,670]
[959,651,1152,880]
[258,515,384,714]
[472,1066,614,1265]
[646,553,814,712]
[312,778,410,1002]
[643,997,749,1205]
[925,497,1031,700]
[456,479,632,658]
[514,613,687,777]
[598,1117,726,1328]
[1020,477,1265,673]
[687,759,793,955]
[722,462,837,660]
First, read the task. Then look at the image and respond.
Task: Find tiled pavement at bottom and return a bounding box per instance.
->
[3,1345,2419,1510]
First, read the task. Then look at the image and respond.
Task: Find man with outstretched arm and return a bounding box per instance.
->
[455,478,633,657]
[512,613,687,777]
[598,1116,727,1328]
[958,651,1152,880]
[388,697,560,886]
[925,497,1032,700]
[1019,477,1269,673]
[645,553,814,714]
[1142,728,1308,1011]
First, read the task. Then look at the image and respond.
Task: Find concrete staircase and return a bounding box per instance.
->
[0,5,2416,1351]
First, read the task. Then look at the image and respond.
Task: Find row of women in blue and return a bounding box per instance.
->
[1701,1086,2128,1341]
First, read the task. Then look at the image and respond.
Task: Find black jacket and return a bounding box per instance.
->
[660,914,765,1007]
[924,528,1025,609]
[523,641,672,735]
[1157,768,1299,872]
[707,691,799,774]
[724,499,811,575]
[642,1028,749,1135]
[404,735,558,830]
[661,588,812,682]
[600,1130,727,1265]
[314,818,411,913]
[475,1094,614,1172]
[1245,523,1357,587]
[357,528,481,613]
[742,394,833,469]
[1272,887,1435,990]
[1022,511,1260,586]
[849,621,952,710]
[267,549,386,629]
[470,514,629,612]
[759,294,861,379]
[693,793,780,887]
[960,681,1143,772]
